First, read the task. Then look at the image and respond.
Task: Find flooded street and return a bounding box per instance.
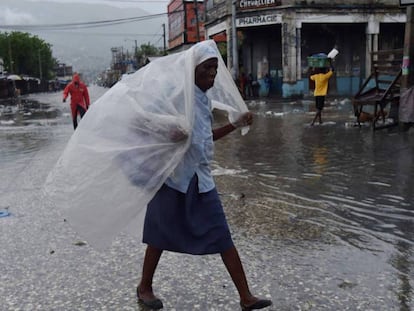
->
[1,86,413,310]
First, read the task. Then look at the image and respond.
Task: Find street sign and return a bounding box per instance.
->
[400,0,414,6]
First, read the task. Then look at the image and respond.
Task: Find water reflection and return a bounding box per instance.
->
[0,98,61,127]
[225,100,414,247]
[215,98,414,308]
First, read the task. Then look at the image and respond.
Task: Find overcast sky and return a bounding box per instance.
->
[0,0,169,25]
[0,0,170,75]
[25,0,170,14]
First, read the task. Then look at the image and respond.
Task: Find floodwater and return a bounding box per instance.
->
[1,86,413,311]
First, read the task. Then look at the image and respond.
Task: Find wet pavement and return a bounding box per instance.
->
[0,87,413,310]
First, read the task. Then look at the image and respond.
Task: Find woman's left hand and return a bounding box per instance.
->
[232,112,253,128]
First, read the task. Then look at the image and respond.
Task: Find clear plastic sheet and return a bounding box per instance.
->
[44,40,249,249]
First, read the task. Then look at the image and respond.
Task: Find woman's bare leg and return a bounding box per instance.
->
[138,245,163,300]
[221,246,258,306]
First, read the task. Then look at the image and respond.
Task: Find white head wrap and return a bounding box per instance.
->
[194,41,219,66]
[45,40,248,249]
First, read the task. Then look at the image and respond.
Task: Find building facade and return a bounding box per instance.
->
[168,0,206,52]
[204,0,406,97]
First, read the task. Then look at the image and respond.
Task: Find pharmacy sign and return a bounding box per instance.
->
[400,0,414,6]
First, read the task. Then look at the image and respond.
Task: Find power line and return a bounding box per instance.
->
[147,25,165,46]
[151,35,164,47]
[0,12,171,31]
[32,30,163,37]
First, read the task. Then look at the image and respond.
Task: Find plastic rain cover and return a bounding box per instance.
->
[44,40,249,249]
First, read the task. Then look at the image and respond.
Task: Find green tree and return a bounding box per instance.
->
[136,42,163,66]
[0,31,57,79]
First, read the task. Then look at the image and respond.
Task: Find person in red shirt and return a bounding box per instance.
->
[63,73,90,129]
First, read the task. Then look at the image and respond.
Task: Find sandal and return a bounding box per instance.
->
[136,286,163,310]
[240,298,272,310]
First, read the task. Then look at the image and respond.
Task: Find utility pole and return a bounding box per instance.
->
[231,0,238,80]
[193,0,200,42]
[401,5,414,89]
[134,39,138,68]
[399,4,414,130]
[38,49,43,80]
[8,36,13,73]
[162,23,167,55]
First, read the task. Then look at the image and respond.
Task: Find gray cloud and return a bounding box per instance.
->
[0,7,37,25]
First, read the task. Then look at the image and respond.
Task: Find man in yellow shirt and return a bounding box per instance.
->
[310,62,334,125]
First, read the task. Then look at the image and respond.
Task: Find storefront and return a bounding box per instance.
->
[204,1,406,98]
[237,14,283,96]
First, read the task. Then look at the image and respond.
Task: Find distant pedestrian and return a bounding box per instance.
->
[264,73,271,97]
[54,78,60,91]
[246,73,254,98]
[239,72,247,99]
[63,73,90,129]
[310,61,334,125]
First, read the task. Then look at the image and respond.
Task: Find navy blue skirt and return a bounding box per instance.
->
[143,175,234,255]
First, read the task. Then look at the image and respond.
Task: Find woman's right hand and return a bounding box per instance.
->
[169,126,188,142]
